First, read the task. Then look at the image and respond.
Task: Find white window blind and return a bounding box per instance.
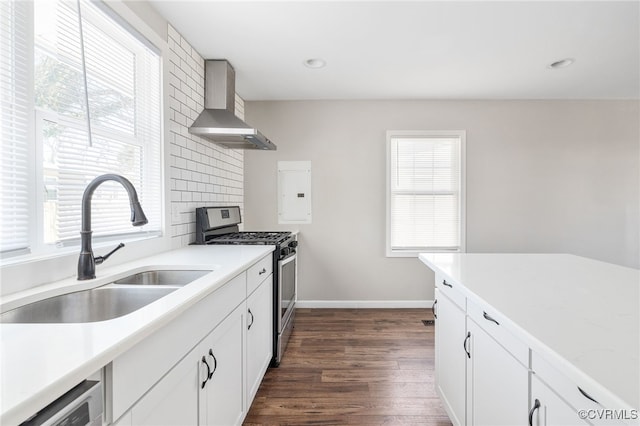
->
[0,1,31,255]
[1,0,162,257]
[34,0,162,246]
[387,131,465,255]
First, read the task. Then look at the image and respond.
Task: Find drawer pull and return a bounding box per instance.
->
[258,268,267,275]
[463,331,471,358]
[442,280,453,288]
[528,398,540,426]
[483,311,500,326]
[578,386,599,404]
[432,299,438,319]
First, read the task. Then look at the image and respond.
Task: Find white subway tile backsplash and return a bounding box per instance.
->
[174,157,186,169]
[167,24,244,247]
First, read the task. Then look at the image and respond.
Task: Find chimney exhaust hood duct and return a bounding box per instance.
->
[188,60,276,150]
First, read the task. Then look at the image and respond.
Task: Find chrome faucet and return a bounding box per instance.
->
[78,174,148,280]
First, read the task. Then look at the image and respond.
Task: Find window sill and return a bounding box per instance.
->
[0,233,171,297]
[386,249,464,258]
[0,233,162,267]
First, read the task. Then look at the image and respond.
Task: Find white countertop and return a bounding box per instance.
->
[419,253,640,411]
[0,244,274,425]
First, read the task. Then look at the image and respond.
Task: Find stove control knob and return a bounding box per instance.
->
[288,241,298,248]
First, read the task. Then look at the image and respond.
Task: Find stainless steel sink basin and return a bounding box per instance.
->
[112,269,211,286]
[0,286,177,323]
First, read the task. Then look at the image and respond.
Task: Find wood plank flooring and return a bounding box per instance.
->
[244,308,452,426]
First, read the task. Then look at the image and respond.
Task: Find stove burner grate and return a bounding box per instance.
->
[206,231,291,245]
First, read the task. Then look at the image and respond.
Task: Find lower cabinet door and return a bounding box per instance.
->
[435,288,467,426]
[530,375,590,426]
[199,304,246,426]
[246,278,273,404]
[467,319,529,426]
[129,344,200,426]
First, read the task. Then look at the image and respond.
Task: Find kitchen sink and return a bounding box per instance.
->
[112,269,211,286]
[0,286,177,324]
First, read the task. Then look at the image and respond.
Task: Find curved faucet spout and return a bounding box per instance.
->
[78,174,148,280]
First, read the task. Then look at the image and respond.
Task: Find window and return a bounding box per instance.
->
[1,0,162,259]
[386,130,465,256]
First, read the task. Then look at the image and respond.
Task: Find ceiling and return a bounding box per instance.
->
[148,1,639,101]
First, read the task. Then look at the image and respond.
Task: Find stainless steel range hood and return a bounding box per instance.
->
[189,60,276,150]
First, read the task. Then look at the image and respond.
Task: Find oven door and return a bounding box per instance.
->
[278,252,296,332]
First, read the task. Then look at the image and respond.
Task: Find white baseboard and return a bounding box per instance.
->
[296,300,434,309]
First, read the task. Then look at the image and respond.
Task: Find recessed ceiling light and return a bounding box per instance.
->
[303,58,326,69]
[548,58,575,69]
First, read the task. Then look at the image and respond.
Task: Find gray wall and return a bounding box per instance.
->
[244,100,639,303]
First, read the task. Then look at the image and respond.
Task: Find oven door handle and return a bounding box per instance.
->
[278,252,297,265]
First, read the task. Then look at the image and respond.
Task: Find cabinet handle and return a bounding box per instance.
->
[208,349,217,377]
[432,300,438,319]
[463,331,471,358]
[528,398,540,426]
[578,387,599,404]
[201,356,211,388]
[248,308,255,330]
[442,280,453,288]
[259,268,267,275]
[483,311,500,326]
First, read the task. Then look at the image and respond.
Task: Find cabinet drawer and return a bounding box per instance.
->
[531,374,591,426]
[467,298,528,367]
[247,254,272,296]
[532,352,625,425]
[435,272,466,310]
[109,272,247,421]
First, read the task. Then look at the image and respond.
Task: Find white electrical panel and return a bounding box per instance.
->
[277,161,311,224]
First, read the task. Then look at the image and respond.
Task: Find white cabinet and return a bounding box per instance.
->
[246,276,273,404]
[108,253,274,426]
[466,299,530,426]
[435,287,467,426]
[199,304,245,426]
[247,255,272,296]
[530,352,625,426]
[432,274,631,426]
[467,319,529,425]
[434,275,529,426]
[424,254,637,426]
[108,272,246,421]
[129,343,200,426]
[123,304,245,426]
[123,304,247,426]
[530,375,589,426]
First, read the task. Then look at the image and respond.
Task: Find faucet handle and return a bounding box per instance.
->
[95,243,125,265]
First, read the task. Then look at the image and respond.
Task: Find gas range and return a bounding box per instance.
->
[194,206,291,247]
[193,206,297,367]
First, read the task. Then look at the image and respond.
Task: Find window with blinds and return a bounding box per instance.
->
[386,131,465,256]
[1,0,32,255]
[1,0,162,258]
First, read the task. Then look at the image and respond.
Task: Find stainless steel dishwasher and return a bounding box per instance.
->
[21,380,102,426]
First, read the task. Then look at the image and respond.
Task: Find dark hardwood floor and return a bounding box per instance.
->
[244,308,452,425]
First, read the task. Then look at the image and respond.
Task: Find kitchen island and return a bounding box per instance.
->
[0,244,274,425]
[420,253,639,425]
